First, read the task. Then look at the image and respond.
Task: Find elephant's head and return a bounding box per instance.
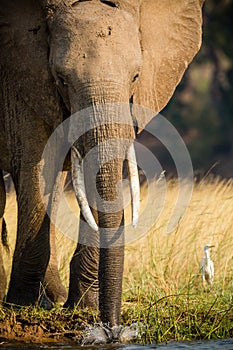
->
[47,1,142,110]
[41,0,203,235]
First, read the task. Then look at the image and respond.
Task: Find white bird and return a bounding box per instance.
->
[200,244,214,286]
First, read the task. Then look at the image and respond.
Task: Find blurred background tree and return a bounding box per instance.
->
[138,0,233,178]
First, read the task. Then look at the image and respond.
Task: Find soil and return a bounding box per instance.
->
[0,320,70,343]
[0,307,98,343]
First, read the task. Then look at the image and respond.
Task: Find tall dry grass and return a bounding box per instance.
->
[2,176,233,342]
[124,177,233,295]
[3,177,233,295]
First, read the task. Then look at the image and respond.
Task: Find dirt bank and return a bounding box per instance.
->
[0,306,97,343]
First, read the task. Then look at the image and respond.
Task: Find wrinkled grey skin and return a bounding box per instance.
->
[0,0,203,326]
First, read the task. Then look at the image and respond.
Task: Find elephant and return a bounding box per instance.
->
[0,0,204,329]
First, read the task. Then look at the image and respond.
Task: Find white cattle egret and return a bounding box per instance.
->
[200,244,214,286]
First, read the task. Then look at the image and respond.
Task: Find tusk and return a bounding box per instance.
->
[71,146,99,232]
[126,144,140,228]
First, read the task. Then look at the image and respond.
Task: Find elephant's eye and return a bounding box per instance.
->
[100,1,118,8]
[71,0,118,8]
[71,0,91,7]
[57,75,68,87]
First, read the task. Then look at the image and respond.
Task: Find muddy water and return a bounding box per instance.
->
[1,339,233,350]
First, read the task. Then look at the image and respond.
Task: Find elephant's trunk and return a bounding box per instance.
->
[71,143,140,232]
[96,152,125,325]
[70,101,140,325]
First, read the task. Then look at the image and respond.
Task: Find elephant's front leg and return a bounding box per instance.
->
[65,218,124,327]
[64,216,99,309]
[6,164,51,306]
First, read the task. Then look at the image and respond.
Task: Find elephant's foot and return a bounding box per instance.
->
[6,284,40,306]
[39,294,54,310]
[6,285,58,310]
[79,323,140,345]
[6,286,55,309]
[64,279,99,310]
[6,266,48,307]
[6,273,47,307]
[44,277,67,305]
[45,287,67,305]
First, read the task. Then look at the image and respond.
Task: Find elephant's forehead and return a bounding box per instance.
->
[52,1,138,37]
[50,2,141,71]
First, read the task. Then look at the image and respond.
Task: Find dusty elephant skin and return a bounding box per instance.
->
[0,0,204,333]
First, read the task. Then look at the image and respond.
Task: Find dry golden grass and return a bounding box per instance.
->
[124,177,233,295]
[3,177,233,292]
[2,177,233,342]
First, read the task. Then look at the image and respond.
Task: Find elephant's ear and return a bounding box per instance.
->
[133,0,204,130]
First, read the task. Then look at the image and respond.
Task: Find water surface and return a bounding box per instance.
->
[0,339,233,350]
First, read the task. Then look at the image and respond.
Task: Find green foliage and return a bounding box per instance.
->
[122,288,233,344]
